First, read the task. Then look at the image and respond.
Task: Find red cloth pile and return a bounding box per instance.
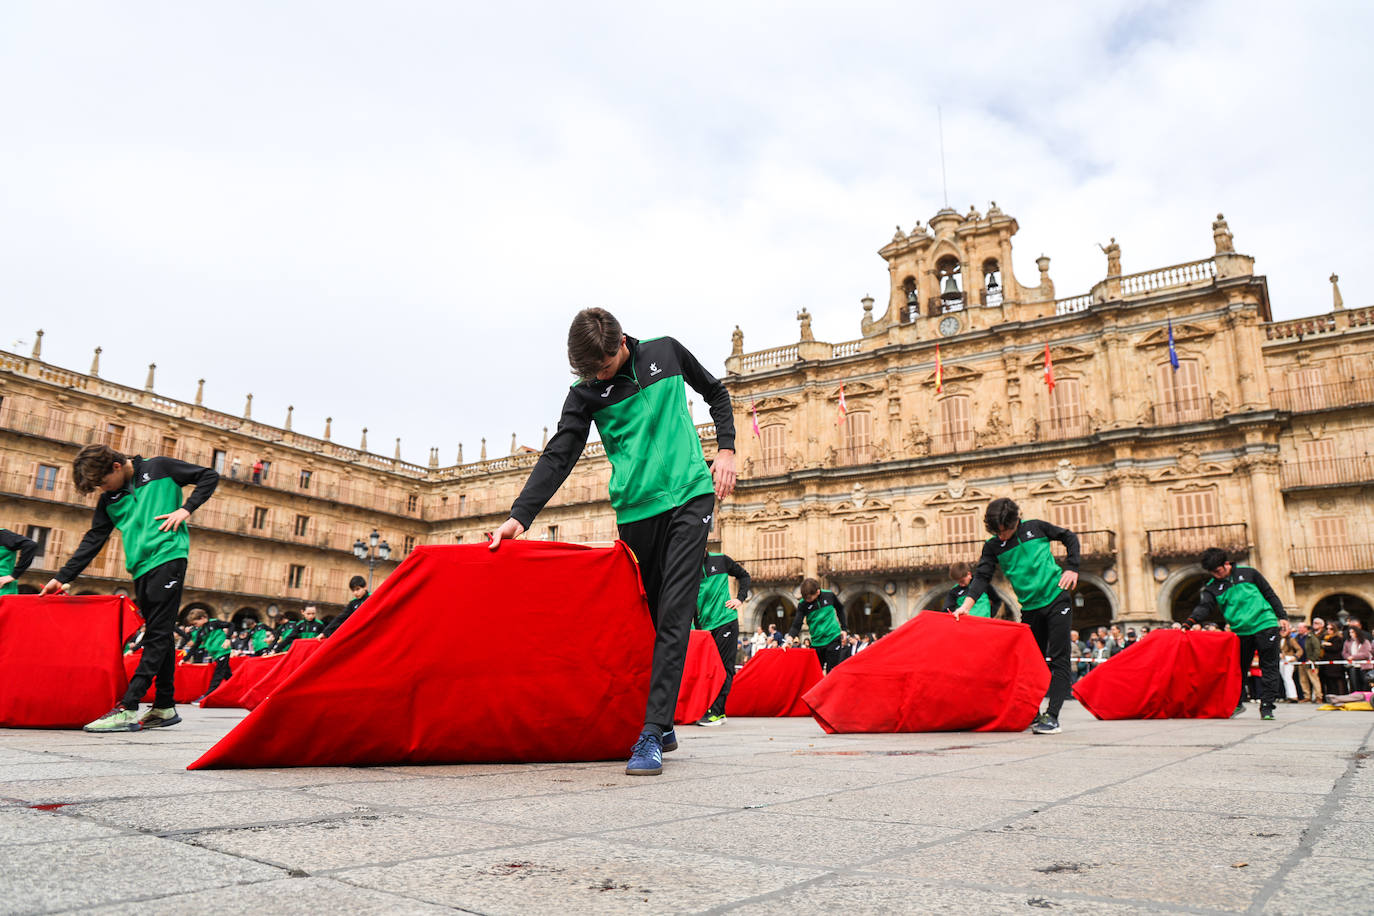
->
[803,612,1049,733]
[191,541,654,769]
[200,655,283,708]
[238,639,323,709]
[725,648,823,717]
[0,595,142,728]
[1073,629,1239,719]
[121,652,216,704]
[673,630,727,724]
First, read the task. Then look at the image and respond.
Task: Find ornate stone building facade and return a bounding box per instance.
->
[720,205,1374,634]
[2,203,1369,636]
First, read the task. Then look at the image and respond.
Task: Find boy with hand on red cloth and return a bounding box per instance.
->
[41,445,218,732]
[489,308,736,776]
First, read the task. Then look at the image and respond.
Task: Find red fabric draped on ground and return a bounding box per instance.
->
[673,630,727,724]
[190,541,654,769]
[200,655,284,709]
[238,639,323,710]
[1073,629,1239,719]
[0,595,142,728]
[121,653,215,704]
[725,648,823,717]
[803,612,1049,733]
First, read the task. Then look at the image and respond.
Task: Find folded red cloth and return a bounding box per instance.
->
[1073,629,1239,719]
[190,541,654,768]
[803,612,1049,733]
[725,648,823,717]
[238,639,323,710]
[674,629,727,724]
[200,654,283,709]
[0,595,142,728]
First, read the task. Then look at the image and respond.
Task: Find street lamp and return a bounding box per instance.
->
[352,528,391,591]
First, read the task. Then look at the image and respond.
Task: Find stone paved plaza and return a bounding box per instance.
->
[1,703,1371,915]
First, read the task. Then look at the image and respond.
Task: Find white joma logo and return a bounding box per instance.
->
[649,362,662,375]
[601,385,613,398]
[164,580,178,589]
[142,473,150,482]
[702,514,713,526]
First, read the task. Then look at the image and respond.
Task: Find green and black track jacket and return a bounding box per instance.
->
[185,620,232,661]
[510,335,736,528]
[1188,565,1287,636]
[0,528,39,596]
[696,553,751,631]
[966,519,1080,611]
[943,582,1011,618]
[789,589,845,647]
[56,456,219,583]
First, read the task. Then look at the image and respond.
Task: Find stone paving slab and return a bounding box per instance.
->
[0,702,1370,914]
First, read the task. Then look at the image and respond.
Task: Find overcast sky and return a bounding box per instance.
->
[4,1,1370,465]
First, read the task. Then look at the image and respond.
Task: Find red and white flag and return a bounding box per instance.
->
[934,345,944,394]
[1043,343,1056,393]
[751,399,761,438]
[837,384,848,424]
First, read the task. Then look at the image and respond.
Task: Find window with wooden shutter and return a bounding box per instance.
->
[1311,516,1350,571]
[1300,438,1337,484]
[1170,488,1219,556]
[761,424,786,473]
[1046,378,1085,438]
[940,511,979,545]
[843,412,873,464]
[846,519,876,559]
[1049,499,1092,532]
[938,396,973,452]
[759,528,786,559]
[1156,359,1206,423]
[1291,367,1326,411]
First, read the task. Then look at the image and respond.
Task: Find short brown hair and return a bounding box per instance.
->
[186,608,208,623]
[567,308,623,381]
[800,577,821,599]
[949,561,971,580]
[72,444,127,493]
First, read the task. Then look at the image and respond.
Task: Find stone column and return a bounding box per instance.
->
[1225,303,1268,410]
[1241,450,1295,609]
[1108,464,1153,623]
[1099,329,1129,427]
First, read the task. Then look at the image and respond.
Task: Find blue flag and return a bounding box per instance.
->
[1167,318,1179,371]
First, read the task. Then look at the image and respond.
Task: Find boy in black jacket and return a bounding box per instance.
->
[489,308,736,776]
[41,445,218,732]
[954,498,1080,735]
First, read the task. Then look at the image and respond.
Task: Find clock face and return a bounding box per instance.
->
[939,315,960,337]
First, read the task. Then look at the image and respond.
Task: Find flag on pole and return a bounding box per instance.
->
[750,399,761,438]
[1167,318,1179,370]
[1043,343,1056,393]
[934,345,944,394]
[837,384,847,424]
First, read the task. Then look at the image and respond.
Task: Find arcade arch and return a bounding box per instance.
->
[839,588,892,635]
[1310,593,1374,626]
[232,606,263,628]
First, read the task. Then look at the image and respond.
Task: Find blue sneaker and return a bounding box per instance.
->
[625,732,663,776]
[661,728,678,753]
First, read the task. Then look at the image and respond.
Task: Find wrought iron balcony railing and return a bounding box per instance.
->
[1270,377,1374,413]
[819,540,984,577]
[1280,456,1374,489]
[730,557,804,584]
[1290,544,1374,575]
[1051,529,1117,561]
[1146,523,1249,560]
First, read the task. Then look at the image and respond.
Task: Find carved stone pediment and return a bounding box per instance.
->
[1028,474,1105,495]
[1023,344,1094,371]
[919,363,981,389]
[1136,322,1213,349]
[753,395,797,413]
[923,486,993,507]
[828,380,883,401]
[1148,461,1229,482]
[830,499,892,515]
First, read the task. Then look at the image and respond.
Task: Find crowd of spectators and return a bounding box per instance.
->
[733,624,883,667]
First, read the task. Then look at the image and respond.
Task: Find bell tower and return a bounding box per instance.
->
[865,201,1054,341]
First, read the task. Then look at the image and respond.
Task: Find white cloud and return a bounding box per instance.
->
[2,0,1370,463]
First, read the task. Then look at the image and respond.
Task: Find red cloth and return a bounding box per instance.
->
[191,541,654,769]
[200,655,283,708]
[1073,629,1239,719]
[673,630,727,724]
[725,648,823,717]
[238,639,323,710]
[0,596,142,728]
[121,653,216,704]
[803,612,1049,733]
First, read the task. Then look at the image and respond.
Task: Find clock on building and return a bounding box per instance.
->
[938,315,961,337]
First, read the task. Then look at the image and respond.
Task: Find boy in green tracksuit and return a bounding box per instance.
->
[183,608,233,698]
[0,528,39,596]
[790,578,847,673]
[489,307,736,777]
[1185,547,1288,720]
[41,445,219,732]
[954,498,1080,735]
[249,621,277,655]
[942,561,1011,618]
[694,552,751,727]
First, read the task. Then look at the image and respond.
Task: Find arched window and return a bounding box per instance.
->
[902,276,919,322]
[935,256,963,314]
[982,258,1002,306]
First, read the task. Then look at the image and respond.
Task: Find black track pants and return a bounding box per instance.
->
[617,492,715,738]
[1238,627,1282,712]
[706,619,738,716]
[1021,592,1073,718]
[122,559,186,709]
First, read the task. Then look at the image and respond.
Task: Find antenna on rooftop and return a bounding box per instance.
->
[938,106,949,208]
